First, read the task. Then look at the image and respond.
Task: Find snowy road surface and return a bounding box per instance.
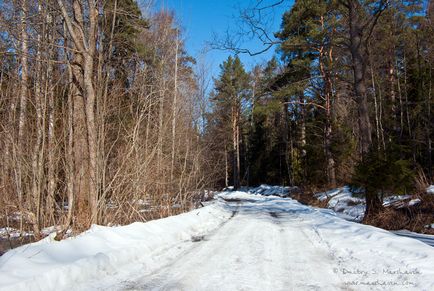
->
[1,191,434,290]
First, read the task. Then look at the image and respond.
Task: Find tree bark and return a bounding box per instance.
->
[348,0,372,156]
[319,38,336,187]
[31,2,44,238]
[17,0,29,209]
[232,105,241,189]
[46,12,56,225]
[57,0,99,226]
[347,0,382,219]
[225,144,229,188]
[299,95,307,158]
[171,35,179,182]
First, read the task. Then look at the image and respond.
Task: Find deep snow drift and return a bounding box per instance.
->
[1,190,434,290]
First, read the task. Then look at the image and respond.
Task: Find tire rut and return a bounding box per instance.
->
[115,205,240,290]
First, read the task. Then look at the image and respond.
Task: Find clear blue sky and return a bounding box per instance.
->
[154,0,293,79]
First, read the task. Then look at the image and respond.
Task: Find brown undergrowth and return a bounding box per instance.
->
[366,193,434,234]
[291,187,328,208]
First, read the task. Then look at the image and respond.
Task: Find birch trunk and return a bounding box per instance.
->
[171,36,179,182]
[17,0,29,208]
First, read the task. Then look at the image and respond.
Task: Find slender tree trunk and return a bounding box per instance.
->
[324,116,336,187]
[232,105,240,189]
[426,66,432,181]
[388,60,397,130]
[84,56,99,225]
[349,0,372,156]
[299,95,306,158]
[236,109,241,186]
[347,0,381,220]
[319,42,336,187]
[17,0,29,210]
[157,73,165,186]
[31,4,44,238]
[396,68,404,139]
[61,21,75,232]
[171,36,179,182]
[65,69,75,231]
[58,0,99,226]
[72,80,91,227]
[283,100,292,185]
[225,144,229,188]
[371,64,381,150]
[377,78,386,152]
[46,11,56,226]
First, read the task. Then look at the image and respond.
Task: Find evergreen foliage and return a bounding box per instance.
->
[207,0,433,220]
[207,56,250,187]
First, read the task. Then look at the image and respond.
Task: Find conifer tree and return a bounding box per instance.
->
[211,56,250,189]
[276,0,340,186]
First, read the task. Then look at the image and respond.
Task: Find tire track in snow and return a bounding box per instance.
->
[91,196,431,291]
[119,202,347,291]
[132,210,254,290]
[102,205,241,291]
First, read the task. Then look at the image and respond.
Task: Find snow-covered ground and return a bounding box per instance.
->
[0,225,72,240]
[392,230,434,248]
[1,190,434,290]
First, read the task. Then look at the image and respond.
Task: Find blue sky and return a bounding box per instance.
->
[154,0,293,79]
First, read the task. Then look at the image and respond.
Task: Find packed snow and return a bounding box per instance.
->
[0,204,231,291]
[392,230,434,248]
[1,190,434,290]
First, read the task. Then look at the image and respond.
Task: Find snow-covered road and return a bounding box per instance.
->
[1,191,434,290]
[108,202,342,290]
[82,192,433,291]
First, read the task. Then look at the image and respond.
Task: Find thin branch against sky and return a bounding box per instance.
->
[155,0,293,78]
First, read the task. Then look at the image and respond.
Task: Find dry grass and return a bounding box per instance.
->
[291,187,329,208]
[366,193,434,234]
[415,168,430,195]
[366,208,409,230]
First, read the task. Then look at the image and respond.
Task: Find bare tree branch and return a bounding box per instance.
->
[210,0,289,56]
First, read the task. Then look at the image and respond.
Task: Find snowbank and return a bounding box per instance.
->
[217,190,264,201]
[248,184,299,197]
[0,202,232,291]
[1,191,434,290]
[427,185,434,194]
[314,187,421,222]
[314,187,366,222]
[218,185,299,199]
[309,208,434,290]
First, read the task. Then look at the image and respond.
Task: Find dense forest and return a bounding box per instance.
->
[0,0,433,236]
[207,0,434,221]
[0,0,212,234]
